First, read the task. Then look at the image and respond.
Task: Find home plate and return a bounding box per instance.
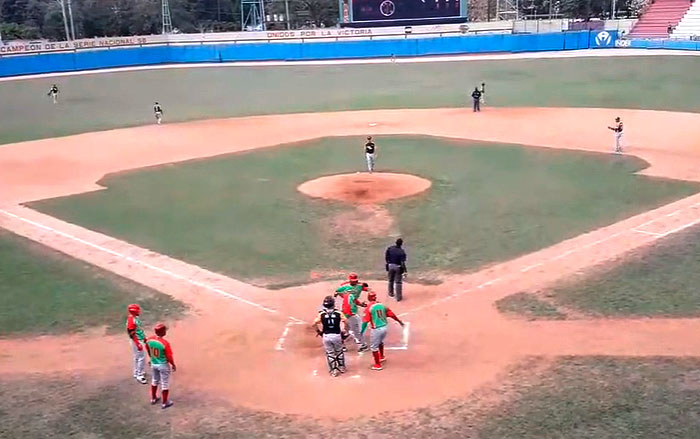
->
[369,123,378,127]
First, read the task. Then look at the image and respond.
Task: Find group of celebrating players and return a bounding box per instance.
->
[314,273,405,377]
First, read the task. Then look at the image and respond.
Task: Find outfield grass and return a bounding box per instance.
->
[31,136,699,287]
[541,224,700,317]
[2,56,700,144]
[0,230,186,337]
[4,358,700,438]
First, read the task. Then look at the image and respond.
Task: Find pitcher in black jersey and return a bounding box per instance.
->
[365,136,377,173]
[313,296,348,377]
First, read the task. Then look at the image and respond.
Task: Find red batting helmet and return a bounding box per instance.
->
[154,323,167,336]
[367,291,377,301]
[127,304,141,315]
[348,272,358,282]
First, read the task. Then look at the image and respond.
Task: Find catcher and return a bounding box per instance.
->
[313,296,349,377]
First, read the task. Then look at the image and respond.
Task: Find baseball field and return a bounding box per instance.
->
[4,50,700,438]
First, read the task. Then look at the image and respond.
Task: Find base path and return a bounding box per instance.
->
[3,107,700,417]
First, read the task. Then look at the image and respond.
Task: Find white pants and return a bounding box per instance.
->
[151,363,172,390]
[346,315,366,346]
[131,340,146,378]
[369,326,388,352]
[51,93,57,104]
[155,112,163,124]
[615,132,623,152]
[366,153,375,172]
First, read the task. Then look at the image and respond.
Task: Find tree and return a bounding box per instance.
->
[294,0,337,27]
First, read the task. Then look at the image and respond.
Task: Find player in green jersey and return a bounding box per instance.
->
[126,304,147,384]
[361,291,404,371]
[146,323,177,409]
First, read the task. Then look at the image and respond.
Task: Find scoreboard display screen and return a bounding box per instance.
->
[348,0,462,23]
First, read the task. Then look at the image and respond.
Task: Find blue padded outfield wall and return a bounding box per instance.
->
[0,30,618,78]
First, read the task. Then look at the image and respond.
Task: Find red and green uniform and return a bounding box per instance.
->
[145,336,175,366]
[341,292,363,318]
[126,315,145,343]
[335,281,365,301]
[361,302,398,334]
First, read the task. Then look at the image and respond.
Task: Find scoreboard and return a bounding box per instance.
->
[341,0,466,25]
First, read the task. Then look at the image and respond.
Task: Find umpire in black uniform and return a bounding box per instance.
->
[471,87,482,112]
[385,238,407,302]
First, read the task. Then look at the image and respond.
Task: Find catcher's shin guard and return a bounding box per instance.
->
[326,350,343,375]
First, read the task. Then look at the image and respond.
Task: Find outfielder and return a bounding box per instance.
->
[126,304,147,384]
[154,102,164,125]
[361,291,405,371]
[313,296,349,377]
[145,323,177,409]
[365,136,376,173]
[47,84,59,104]
[608,116,623,154]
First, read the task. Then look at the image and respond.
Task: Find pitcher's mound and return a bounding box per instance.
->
[298,172,431,204]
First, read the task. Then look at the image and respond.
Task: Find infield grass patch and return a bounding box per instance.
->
[31,136,699,287]
[0,230,186,337]
[543,223,700,317]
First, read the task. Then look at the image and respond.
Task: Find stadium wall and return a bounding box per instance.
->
[0,30,617,78]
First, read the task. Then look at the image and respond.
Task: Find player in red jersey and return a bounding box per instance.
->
[145,323,177,409]
[361,291,404,371]
[126,304,147,384]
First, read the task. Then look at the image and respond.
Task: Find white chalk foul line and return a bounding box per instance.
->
[0,208,293,318]
[400,202,700,317]
[275,319,306,351]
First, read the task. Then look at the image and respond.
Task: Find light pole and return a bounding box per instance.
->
[67,0,76,39]
[58,0,71,41]
[611,0,616,19]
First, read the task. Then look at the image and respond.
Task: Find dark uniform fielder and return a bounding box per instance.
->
[365,136,376,173]
[608,116,624,154]
[154,102,164,125]
[471,87,482,112]
[47,84,59,104]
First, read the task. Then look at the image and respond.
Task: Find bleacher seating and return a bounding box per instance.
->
[671,0,700,38]
[628,0,692,38]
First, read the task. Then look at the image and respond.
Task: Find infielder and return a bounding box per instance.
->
[47,84,59,104]
[608,116,623,154]
[313,296,349,377]
[471,87,482,112]
[154,102,164,125]
[126,304,147,384]
[365,136,376,173]
[361,291,404,371]
[145,323,177,409]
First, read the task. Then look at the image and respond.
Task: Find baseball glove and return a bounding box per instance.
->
[341,331,350,341]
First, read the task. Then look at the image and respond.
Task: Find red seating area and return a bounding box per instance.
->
[629,0,692,38]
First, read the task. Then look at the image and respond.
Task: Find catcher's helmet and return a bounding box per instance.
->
[154,323,167,336]
[127,304,141,315]
[322,296,335,310]
[367,291,377,301]
[348,272,359,282]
